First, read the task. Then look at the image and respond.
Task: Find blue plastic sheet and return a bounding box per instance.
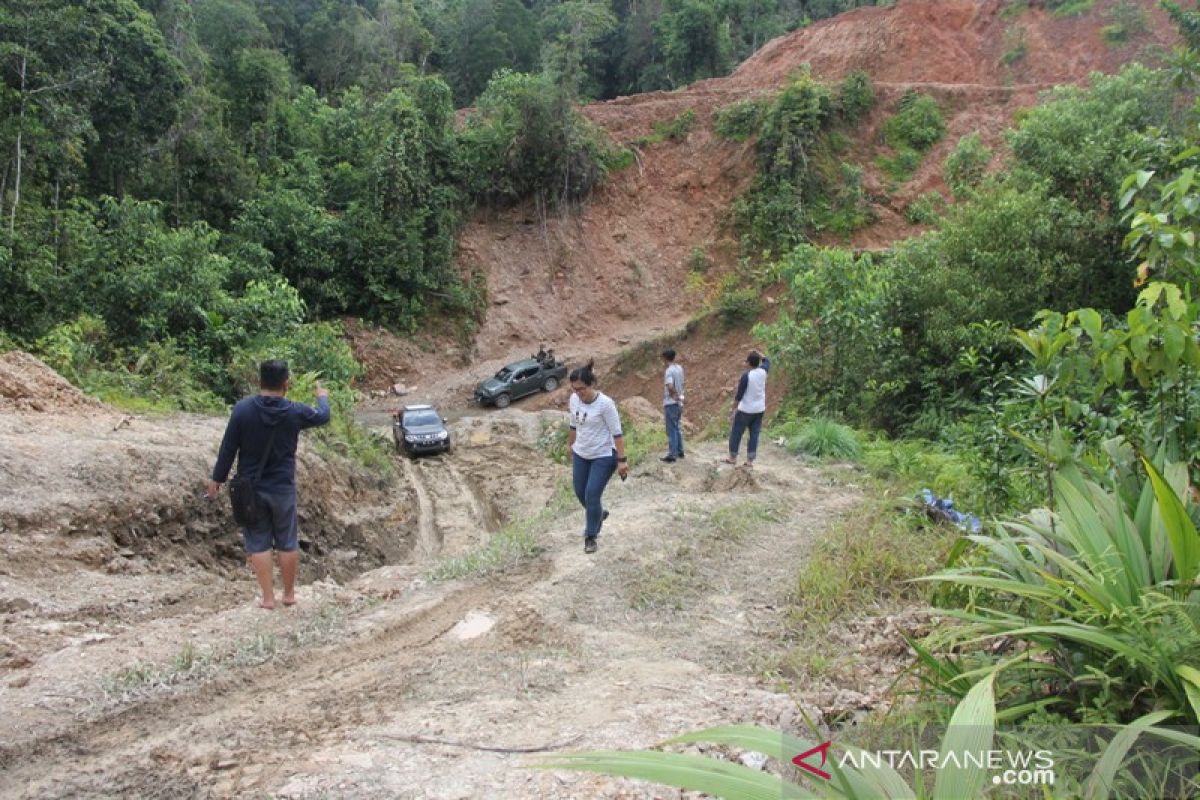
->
[920,489,981,534]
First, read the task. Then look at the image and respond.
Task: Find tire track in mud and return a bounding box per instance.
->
[0,562,551,799]
[399,455,439,559]
[410,455,500,559]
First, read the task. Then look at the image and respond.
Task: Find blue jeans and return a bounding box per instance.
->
[663,404,683,457]
[572,450,617,537]
[729,411,764,461]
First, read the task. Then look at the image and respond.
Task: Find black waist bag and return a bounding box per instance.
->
[228,425,279,526]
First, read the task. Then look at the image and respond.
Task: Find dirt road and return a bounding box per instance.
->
[0,408,872,798]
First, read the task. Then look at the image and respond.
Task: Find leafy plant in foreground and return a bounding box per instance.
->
[921,457,1200,726]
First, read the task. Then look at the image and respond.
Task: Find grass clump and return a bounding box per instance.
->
[628,556,698,611]
[635,109,697,146]
[1101,0,1148,45]
[429,482,572,581]
[102,603,351,699]
[1048,0,1096,17]
[785,417,862,461]
[876,147,923,184]
[627,501,783,611]
[788,497,957,629]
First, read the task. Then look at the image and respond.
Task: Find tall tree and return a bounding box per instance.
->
[0,0,103,229]
[85,0,188,198]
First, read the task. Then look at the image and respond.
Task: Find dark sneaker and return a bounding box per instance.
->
[584,537,598,554]
[659,454,677,463]
[601,509,610,523]
[678,452,685,459]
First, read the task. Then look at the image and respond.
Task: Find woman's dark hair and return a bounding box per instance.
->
[747,351,761,368]
[569,359,597,386]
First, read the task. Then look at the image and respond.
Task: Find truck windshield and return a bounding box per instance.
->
[404,411,441,426]
[495,368,513,380]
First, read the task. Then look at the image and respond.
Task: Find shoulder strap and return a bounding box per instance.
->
[254,425,281,481]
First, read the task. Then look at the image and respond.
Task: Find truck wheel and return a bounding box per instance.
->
[494,393,511,409]
[543,376,559,392]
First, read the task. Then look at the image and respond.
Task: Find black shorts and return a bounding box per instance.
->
[242,491,299,554]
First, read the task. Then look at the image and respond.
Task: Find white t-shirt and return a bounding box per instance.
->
[569,391,623,459]
[663,363,684,406]
[737,367,768,414]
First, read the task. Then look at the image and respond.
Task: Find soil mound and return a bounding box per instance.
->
[702,465,762,493]
[730,0,1177,89]
[0,352,109,414]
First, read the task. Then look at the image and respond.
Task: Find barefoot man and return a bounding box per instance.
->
[207,360,330,609]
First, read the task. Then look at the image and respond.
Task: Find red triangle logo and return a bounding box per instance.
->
[792,740,832,781]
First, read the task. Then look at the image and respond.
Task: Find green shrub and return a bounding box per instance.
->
[905,190,947,224]
[715,285,764,329]
[713,98,766,141]
[922,459,1200,726]
[884,91,944,152]
[943,132,992,198]
[877,146,922,183]
[35,316,224,413]
[1048,0,1096,17]
[1101,0,1148,45]
[1001,25,1027,65]
[635,109,696,147]
[786,417,862,460]
[837,69,875,122]
[812,161,874,236]
[461,70,613,208]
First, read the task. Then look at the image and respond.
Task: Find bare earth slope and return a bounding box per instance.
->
[437,0,1176,388]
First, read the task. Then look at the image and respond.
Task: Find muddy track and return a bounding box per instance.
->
[399,455,439,558]
[0,561,551,798]
[398,452,502,562]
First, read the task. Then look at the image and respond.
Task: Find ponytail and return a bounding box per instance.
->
[569,358,597,386]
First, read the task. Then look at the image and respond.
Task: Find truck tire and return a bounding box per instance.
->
[543,376,559,392]
[494,393,511,409]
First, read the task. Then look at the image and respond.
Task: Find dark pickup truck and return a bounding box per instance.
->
[473,357,567,409]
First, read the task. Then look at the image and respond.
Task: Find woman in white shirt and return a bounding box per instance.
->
[567,360,629,554]
[725,350,770,467]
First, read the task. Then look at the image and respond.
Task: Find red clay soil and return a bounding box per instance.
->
[357,0,1176,416]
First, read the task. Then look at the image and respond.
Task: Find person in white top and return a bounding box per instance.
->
[660,348,685,462]
[725,350,770,467]
[567,360,628,554]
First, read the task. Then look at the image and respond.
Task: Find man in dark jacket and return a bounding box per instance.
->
[206,360,330,609]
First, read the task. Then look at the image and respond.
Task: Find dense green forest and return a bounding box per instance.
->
[0,0,879,408]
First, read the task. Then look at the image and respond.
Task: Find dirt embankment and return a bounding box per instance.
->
[1,390,896,798]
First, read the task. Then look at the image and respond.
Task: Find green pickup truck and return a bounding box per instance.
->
[472,357,568,409]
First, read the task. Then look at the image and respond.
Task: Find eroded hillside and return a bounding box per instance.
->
[441,0,1177,382]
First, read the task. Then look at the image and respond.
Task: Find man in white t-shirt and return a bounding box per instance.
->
[660,348,684,463]
[725,350,770,467]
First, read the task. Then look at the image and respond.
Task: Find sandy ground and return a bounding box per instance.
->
[0,406,893,799]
